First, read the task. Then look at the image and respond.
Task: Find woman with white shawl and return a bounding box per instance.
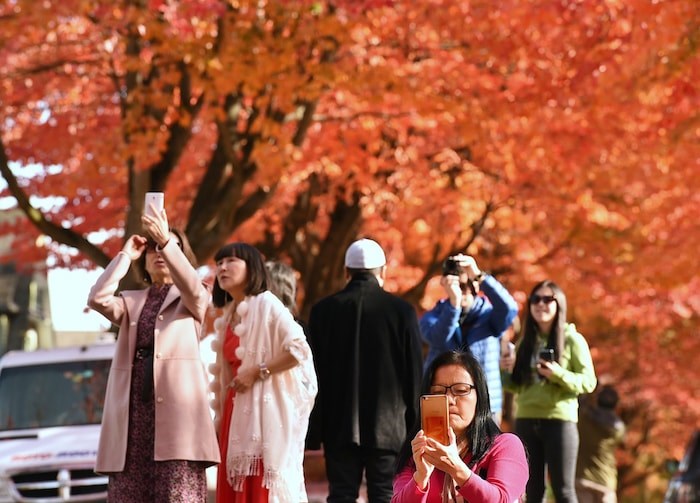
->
[209,243,317,503]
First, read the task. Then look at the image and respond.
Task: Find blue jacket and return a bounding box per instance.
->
[419,275,518,415]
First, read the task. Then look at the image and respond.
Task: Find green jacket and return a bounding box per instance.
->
[502,323,597,422]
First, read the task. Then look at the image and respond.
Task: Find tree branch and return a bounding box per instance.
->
[0,135,111,268]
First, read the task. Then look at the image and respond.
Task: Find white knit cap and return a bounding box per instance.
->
[344,238,387,269]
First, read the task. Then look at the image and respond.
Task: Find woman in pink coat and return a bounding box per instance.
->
[392,351,528,503]
[88,208,219,501]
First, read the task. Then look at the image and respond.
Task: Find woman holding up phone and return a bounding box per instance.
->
[501,280,597,503]
[392,351,528,503]
[88,203,219,501]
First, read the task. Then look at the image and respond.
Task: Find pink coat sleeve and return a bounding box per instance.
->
[458,433,528,503]
[87,251,131,325]
[159,239,209,324]
[392,464,430,503]
[391,433,528,503]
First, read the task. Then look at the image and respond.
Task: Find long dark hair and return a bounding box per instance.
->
[511,279,567,385]
[395,351,501,474]
[212,242,268,307]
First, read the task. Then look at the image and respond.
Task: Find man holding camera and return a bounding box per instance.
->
[420,254,518,423]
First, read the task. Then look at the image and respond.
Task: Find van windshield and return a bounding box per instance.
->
[0,359,110,431]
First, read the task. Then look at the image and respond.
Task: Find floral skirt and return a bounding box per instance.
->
[107,356,208,502]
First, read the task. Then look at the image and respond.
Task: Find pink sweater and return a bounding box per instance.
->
[392,433,528,503]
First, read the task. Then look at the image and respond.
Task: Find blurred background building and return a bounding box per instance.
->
[0,209,52,355]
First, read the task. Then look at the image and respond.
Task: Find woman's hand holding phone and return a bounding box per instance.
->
[144,192,164,219]
[141,192,170,246]
[415,428,473,488]
[537,349,559,380]
[410,430,434,489]
[415,394,475,486]
[421,394,449,445]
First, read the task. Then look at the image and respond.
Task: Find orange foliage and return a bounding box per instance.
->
[1,1,699,496]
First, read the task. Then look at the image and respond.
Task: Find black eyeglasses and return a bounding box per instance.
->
[429,383,476,397]
[530,294,556,305]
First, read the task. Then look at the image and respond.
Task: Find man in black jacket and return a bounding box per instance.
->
[307,238,424,503]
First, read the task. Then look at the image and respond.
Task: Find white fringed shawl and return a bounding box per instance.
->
[210,291,317,503]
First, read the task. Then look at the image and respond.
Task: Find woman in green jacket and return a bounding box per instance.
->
[502,280,597,503]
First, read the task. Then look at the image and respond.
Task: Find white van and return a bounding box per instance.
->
[0,343,114,502]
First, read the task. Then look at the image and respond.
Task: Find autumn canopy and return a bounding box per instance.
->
[1,0,699,497]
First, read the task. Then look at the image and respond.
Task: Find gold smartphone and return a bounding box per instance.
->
[420,394,449,445]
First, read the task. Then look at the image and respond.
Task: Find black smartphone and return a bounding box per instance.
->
[539,348,555,362]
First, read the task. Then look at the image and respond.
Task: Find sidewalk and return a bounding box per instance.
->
[208,450,368,502]
[207,480,351,503]
[305,449,368,503]
[306,480,368,503]
[306,480,330,503]
[305,450,330,503]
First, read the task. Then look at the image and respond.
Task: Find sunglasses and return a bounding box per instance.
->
[530,294,556,305]
[146,240,183,252]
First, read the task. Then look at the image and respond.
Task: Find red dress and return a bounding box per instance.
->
[216,324,270,503]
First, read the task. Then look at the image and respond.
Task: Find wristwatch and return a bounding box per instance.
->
[474,272,487,283]
[258,362,271,381]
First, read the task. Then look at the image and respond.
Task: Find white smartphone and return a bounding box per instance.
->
[144,192,164,219]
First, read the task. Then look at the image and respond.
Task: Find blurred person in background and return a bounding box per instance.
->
[576,382,626,503]
[501,279,597,503]
[265,260,300,317]
[420,253,518,424]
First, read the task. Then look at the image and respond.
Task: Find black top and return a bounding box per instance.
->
[306,273,423,452]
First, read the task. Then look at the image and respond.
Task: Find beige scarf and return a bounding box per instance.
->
[441,437,469,503]
[220,292,318,502]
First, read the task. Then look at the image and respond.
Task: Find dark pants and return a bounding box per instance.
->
[515,418,579,503]
[324,445,396,503]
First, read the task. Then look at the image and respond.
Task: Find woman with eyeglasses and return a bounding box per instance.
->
[392,350,528,503]
[501,280,597,503]
[88,207,219,501]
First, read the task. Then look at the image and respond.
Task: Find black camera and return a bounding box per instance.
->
[441,258,462,276]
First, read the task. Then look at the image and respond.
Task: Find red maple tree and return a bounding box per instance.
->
[1,1,699,497]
